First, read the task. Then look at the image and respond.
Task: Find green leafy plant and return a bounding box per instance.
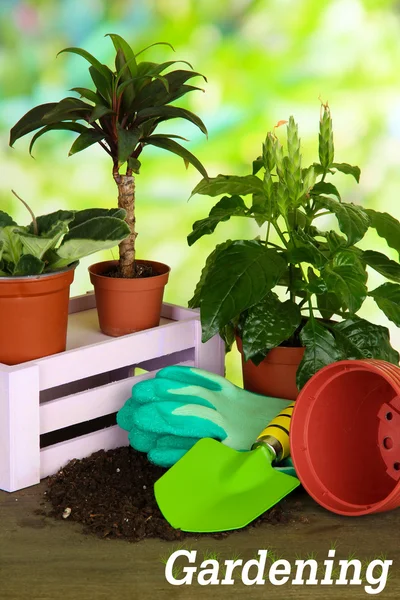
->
[9,34,208,278]
[188,103,400,388]
[0,191,130,276]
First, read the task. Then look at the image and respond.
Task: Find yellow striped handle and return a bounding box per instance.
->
[251,403,295,463]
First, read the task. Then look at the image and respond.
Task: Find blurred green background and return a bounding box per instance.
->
[1,0,400,384]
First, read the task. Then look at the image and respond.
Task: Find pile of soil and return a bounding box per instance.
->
[45,447,304,543]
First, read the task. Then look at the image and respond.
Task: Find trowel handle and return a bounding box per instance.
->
[251,402,295,463]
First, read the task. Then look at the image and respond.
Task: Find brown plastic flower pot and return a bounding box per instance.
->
[236,336,305,400]
[88,259,170,337]
[0,264,76,365]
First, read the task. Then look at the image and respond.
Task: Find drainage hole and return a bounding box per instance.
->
[386,412,393,421]
[383,437,394,450]
[394,463,400,471]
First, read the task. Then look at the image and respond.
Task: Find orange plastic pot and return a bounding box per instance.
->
[0,264,76,365]
[88,259,170,337]
[236,336,305,400]
[291,359,400,516]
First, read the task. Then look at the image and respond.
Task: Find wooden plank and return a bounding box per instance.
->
[36,318,196,391]
[0,364,40,493]
[68,293,97,314]
[39,360,193,434]
[194,319,225,376]
[40,426,129,479]
[161,302,199,321]
[65,307,173,351]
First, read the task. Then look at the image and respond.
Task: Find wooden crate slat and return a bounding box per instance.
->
[36,319,196,391]
[0,364,40,492]
[40,426,129,480]
[0,294,225,492]
[40,360,194,434]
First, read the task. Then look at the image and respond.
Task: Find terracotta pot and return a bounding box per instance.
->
[0,264,76,365]
[88,259,170,337]
[291,359,400,515]
[236,336,305,400]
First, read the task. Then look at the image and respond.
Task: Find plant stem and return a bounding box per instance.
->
[11,190,38,235]
[273,221,289,248]
[113,170,136,278]
[265,220,271,245]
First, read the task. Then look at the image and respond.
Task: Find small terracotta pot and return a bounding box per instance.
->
[0,264,76,365]
[88,259,170,337]
[236,336,305,400]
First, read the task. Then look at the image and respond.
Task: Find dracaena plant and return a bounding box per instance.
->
[188,103,400,388]
[9,34,208,278]
[0,191,130,276]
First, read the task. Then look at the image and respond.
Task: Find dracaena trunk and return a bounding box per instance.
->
[114,173,136,278]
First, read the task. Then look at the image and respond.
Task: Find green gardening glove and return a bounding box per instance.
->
[117,365,296,475]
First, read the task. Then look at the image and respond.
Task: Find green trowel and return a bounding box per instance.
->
[154,403,300,532]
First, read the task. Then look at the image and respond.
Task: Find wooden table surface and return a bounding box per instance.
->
[0,481,399,599]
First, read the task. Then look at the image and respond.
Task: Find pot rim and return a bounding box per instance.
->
[88,259,171,280]
[0,261,79,282]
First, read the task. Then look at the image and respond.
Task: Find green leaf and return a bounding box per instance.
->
[199,241,287,341]
[116,126,141,165]
[317,291,343,319]
[333,317,399,364]
[325,230,347,253]
[252,157,263,175]
[136,105,207,136]
[135,41,175,58]
[321,250,368,313]
[307,269,327,295]
[28,123,89,155]
[332,162,361,183]
[72,208,126,227]
[17,222,68,260]
[220,322,236,353]
[58,47,113,82]
[191,175,263,198]
[106,33,137,77]
[114,48,136,111]
[89,105,114,123]
[315,196,370,246]
[10,103,58,146]
[43,97,93,123]
[241,293,301,363]
[368,283,400,327]
[296,318,344,390]
[71,87,105,105]
[287,231,327,268]
[13,254,45,276]
[69,130,105,156]
[89,66,112,104]
[362,250,400,283]
[0,211,17,228]
[188,195,248,246]
[188,240,234,308]
[32,210,75,235]
[311,181,341,200]
[0,226,23,265]
[53,216,130,268]
[128,157,141,174]
[142,135,208,179]
[365,209,400,258]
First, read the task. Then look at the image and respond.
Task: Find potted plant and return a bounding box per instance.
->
[188,103,400,399]
[0,191,129,365]
[9,34,208,336]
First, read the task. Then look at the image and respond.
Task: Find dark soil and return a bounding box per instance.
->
[103,263,155,279]
[45,447,304,543]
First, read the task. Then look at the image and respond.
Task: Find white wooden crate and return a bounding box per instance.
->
[0,293,225,493]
